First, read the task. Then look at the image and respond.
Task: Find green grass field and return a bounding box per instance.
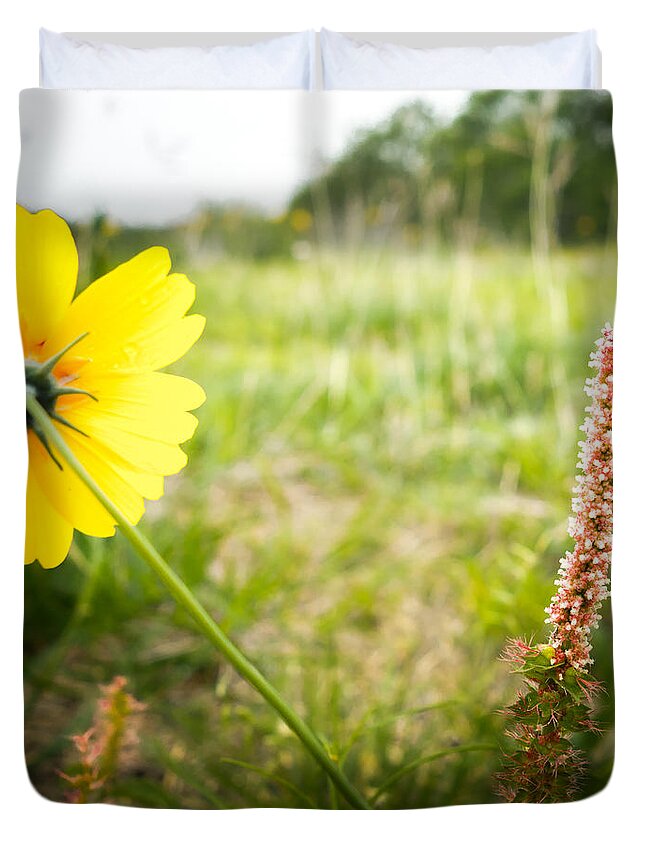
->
[24,243,616,808]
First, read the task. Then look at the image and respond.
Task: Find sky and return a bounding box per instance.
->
[18,90,468,226]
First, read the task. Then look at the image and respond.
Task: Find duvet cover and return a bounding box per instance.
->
[18,88,616,808]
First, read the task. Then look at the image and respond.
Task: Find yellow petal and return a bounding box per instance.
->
[16,205,78,355]
[25,459,74,569]
[28,431,117,538]
[131,313,206,371]
[69,418,188,477]
[66,426,166,502]
[118,468,165,502]
[43,249,205,370]
[64,432,146,526]
[73,309,206,373]
[60,370,204,444]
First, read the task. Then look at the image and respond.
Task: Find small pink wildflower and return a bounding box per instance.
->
[59,675,146,803]
[497,324,613,802]
[545,324,613,671]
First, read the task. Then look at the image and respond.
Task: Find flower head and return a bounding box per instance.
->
[545,324,613,670]
[497,323,613,802]
[18,206,206,568]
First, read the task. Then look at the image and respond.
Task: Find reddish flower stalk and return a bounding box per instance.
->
[59,676,146,804]
[497,324,613,803]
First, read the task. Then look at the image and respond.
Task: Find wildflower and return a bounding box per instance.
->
[18,206,205,569]
[545,324,613,670]
[497,324,613,802]
[59,676,146,803]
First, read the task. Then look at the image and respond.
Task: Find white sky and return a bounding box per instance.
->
[18,90,468,226]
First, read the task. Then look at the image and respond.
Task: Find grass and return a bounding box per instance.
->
[24,241,616,808]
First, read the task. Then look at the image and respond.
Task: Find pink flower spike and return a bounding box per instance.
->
[546,324,613,672]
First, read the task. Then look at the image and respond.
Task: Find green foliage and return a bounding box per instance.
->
[291,91,616,247]
[497,641,605,802]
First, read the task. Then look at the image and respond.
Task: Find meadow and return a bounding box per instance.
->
[24,240,616,808]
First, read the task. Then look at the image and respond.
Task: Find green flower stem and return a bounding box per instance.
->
[26,393,372,810]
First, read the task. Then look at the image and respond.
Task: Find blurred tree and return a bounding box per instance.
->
[555,91,616,243]
[289,91,616,247]
[290,102,439,243]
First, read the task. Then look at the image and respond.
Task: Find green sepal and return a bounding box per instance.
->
[562,668,585,703]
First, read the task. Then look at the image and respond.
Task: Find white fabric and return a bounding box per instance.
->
[321,30,599,90]
[39,29,316,90]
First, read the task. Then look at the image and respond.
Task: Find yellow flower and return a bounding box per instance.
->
[18,205,206,569]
